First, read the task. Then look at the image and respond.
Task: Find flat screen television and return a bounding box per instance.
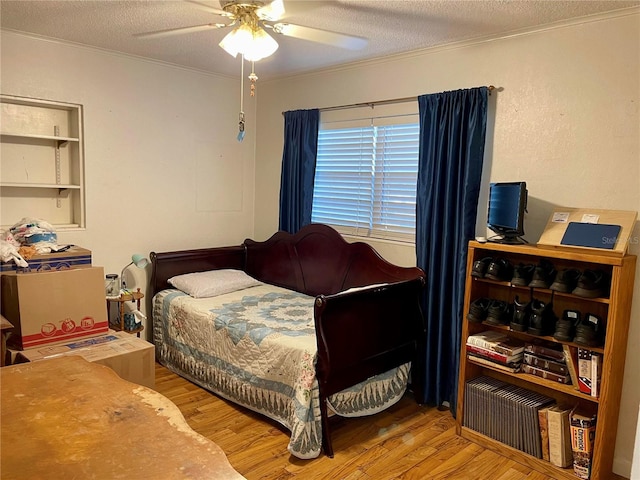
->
[487,181,528,244]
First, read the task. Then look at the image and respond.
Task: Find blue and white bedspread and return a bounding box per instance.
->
[153,284,410,459]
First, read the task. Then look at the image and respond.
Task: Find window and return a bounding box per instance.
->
[311,105,419,242]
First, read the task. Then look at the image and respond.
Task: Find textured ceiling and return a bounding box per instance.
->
[1,0,638,79]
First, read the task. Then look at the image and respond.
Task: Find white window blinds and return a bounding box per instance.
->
[312,105,419,242]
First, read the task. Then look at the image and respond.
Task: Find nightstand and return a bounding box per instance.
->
[106,288,144,337]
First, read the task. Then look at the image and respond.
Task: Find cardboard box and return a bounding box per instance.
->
[16,331,155,388]
[570,410,597,479]
[578,348,592,395]
[0,246,92,273]
[591,353,601,398]
[1,266,108,349]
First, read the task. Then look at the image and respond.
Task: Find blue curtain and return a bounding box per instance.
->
[279,109,320,233]
[416,87,488,413]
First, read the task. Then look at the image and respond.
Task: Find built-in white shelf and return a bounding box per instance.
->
[1,132,80,143]
[1,94,86,229]
[0,182,81,189]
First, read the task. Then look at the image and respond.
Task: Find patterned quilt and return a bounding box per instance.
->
[153,283,409,459]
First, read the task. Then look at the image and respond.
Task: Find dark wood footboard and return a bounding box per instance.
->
[313,279,426,396]
[313,277,426,457]
[150,223,426,457]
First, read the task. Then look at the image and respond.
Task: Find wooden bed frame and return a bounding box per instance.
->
[150,223,427,457]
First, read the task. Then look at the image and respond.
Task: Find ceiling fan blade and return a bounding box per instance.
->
[256,0,285,21]
[271,23,368,50]
[184,0,230,17]
[134,23,227,39]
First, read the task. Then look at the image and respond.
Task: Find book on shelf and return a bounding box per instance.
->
[530,392,555,458]
[467,354,521,373]
[522,364,572,384]
[570,409,597,479]
[466,343,523,365]
[464,376,507,436]
[490,381,516,445]
[538,406,552,461]
[467,330,525,356]
[562,345,580,391]
[547,405,574,468]
[503,385,528,453]
[501,388,555,458]
[523,352,569,375]
[578,348,593,395]
[464,376,554,458]
[524,343,565,363]
[591,353,601,398]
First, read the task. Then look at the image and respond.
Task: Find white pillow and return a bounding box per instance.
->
[168,269,262,298]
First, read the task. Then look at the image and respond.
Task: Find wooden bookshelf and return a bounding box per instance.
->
[456,241,636,480]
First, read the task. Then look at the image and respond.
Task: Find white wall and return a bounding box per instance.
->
[1,31,258,333]
[255,11,640,477]
[3,9,639,476]
[632,404,640,479]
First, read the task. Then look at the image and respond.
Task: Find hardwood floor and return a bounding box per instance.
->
[154,362,560,480]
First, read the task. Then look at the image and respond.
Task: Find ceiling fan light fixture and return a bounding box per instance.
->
[244,27,278,61]
[219,23,254,58]
[219,22,278,61]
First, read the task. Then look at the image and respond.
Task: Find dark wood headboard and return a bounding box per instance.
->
[150,224,425,298]
[150,246,245,297]
[244,223,424,296]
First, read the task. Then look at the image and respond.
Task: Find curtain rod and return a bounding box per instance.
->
[282,85,495,115]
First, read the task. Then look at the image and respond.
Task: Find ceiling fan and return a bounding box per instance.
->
[135,0,368,60]
[136,0,367,141]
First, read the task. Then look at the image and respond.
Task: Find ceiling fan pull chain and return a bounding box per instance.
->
[237,54,246,142]
[249,61,258,97]
[240,54,245,112]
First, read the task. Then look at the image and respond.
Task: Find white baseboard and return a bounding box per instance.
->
[616,455,633,480]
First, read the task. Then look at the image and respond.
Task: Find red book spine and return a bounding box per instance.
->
[466,344,521,364]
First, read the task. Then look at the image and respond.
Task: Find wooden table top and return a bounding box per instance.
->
[1,356,247,479]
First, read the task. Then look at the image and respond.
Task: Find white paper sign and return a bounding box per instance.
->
[552,212,570,223]
[582,214,600,224]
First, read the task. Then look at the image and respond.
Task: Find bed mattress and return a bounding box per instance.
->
[153,283,409,459]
